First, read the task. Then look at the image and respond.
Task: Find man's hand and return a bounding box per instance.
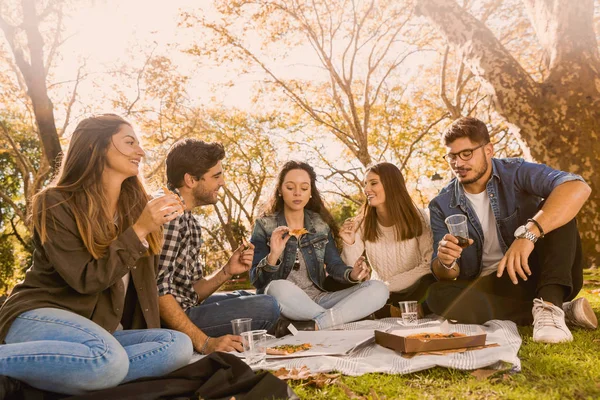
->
[202,335,244,354]
[437,234,473,266]
[497,238,534,284]
[225,241,255,276]
[350,256,370,281]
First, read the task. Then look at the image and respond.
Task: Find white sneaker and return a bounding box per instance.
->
[562,297,598,329]
[532,298,573,343]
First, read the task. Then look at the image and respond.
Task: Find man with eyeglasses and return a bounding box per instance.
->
[425,116,596,343]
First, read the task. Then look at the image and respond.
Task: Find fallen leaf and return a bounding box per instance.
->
[337,382,366,399]
[272,366,312,380]
[593,339,600,343]
[471,368,498,381]
[589,289,600,294]
[370,387,385,399]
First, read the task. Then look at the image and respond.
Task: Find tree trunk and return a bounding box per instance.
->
[21,0,62,168]
[416,0,600,266]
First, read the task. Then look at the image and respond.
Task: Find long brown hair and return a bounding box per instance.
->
[32,114,162,258]
[361,162,423,242]
[261,161,339,237]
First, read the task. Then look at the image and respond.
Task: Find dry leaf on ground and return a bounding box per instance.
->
[471,368,498,380]
[272,366,341,388]
[338,383,366,399]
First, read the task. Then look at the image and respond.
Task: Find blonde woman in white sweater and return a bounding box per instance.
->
[338,162,435,318]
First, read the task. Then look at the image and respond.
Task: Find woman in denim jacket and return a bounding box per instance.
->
[250,161,388,330]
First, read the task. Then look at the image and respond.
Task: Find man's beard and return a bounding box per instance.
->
[193,186,218,206]
[455,157,489,185]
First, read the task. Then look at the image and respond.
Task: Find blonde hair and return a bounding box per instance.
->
[32,114,162,258]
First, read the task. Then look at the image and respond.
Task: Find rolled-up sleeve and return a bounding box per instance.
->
[515,161,585,198]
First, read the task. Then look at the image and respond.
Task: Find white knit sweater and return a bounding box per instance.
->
[341,209,433,293]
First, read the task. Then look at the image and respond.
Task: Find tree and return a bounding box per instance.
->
[183,0,448,177]
[0,0,65,169]
[416,0,600,265]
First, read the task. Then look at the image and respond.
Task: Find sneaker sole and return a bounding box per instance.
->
[574,298,598,329]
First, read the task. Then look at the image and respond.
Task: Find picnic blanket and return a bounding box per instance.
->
[189,318,522,376]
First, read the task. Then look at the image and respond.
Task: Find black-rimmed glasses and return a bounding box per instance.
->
[442,142,488,163]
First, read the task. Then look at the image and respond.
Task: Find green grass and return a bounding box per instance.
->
[287,269,600,399]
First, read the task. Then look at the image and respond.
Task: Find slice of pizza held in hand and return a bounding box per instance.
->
[266,343,312,355]
[289,228,309,238]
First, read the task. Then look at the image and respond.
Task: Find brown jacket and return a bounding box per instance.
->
[0,191,161,341]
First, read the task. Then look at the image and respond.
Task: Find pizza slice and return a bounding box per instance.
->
[162,186,185,211]
[406,332,467,339]
[266,343,312,355]
[289,228,309,238]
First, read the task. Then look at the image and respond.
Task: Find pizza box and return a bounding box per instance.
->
[375,321,486,354]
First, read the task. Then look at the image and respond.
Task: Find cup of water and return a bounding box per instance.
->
[241,329,275,366]
[231,318,252,335]
[398,301,418,325]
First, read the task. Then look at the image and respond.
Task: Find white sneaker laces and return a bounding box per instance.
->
[534,299,561,328]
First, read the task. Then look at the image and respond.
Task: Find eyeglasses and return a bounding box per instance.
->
[442,142,488,163]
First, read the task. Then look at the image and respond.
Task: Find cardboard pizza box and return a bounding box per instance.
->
[374,321,486,354]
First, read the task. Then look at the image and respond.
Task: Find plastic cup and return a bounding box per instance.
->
[444,214,470,248]
[231,318,252,335]
[241,329,275,365]
[398,301,418,325]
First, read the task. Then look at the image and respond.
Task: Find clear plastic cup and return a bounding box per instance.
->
[398,301,418,325]
[444,214,470,248]
[241,329,275,365]
[231,318,252,335]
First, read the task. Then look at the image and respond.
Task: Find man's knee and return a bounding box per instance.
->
[252,294,281,319]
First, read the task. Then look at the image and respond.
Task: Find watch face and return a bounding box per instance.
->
[514,225,526,237]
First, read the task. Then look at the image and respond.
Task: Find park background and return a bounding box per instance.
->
[1,0,597,293]
[1,1,600,399]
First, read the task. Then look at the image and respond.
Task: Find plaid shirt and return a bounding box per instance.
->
[157,189,204,311]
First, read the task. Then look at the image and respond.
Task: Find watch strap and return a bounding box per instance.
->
[527,218,545,238]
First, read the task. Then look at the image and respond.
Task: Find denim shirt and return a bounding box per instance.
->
[250,209,354,293]
[429,158,584,279]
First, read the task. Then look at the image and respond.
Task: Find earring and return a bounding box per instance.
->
[310,196,312,198]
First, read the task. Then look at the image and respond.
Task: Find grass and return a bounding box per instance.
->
[286,269,600,400]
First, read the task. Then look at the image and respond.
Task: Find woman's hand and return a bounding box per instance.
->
[350,256,370,282]
[133,194,183,239]
[266,226,291,266]
[339,218,358,245]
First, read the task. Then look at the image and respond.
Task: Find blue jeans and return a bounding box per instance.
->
[185,291,280,337]
[0,308,193,395]
[264,280,388,329]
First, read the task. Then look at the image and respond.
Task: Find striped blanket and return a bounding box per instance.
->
[250,318,522,376]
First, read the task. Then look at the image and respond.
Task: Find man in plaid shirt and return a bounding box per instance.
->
[157,139,280,354]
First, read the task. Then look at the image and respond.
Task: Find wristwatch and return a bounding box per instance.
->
[514,225,538,243]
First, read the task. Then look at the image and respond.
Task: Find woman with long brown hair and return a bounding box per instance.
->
[250,161,388,332]
[340,162,435,317]
[0,114,192,394]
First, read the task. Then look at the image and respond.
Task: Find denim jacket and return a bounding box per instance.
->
[250,210,354,293]
[429,158,584,279]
